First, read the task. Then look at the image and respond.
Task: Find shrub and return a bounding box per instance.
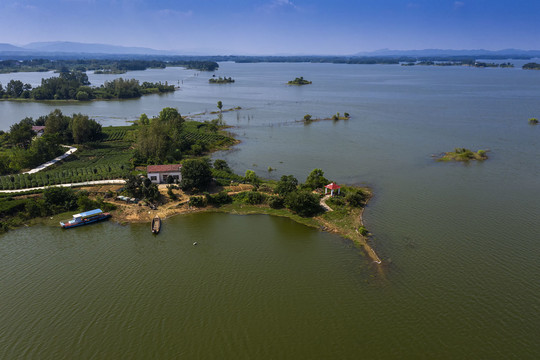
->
[285,191,322,217]
[167,185,177,200]
[234,191,267,205]
[268,196,285,209]
[327,196,345,207]
[358,226,368,236]
[275,175,298,196]
[206,191,232,206]
[76,91,89,101]
[189,196,207,207]
[346,190,367,208]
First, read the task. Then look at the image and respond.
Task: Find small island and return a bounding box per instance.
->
[529,118,538,125]
[209,76,235,84]
[287,76,312,85]
[437,148,488,162]
[523,63,540,70]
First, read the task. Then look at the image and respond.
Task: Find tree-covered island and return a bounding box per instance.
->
[522,63,540,70]
[436,148,488,162]
[287,76,312,85]
[0,70,174,100]
[209,76,235,84]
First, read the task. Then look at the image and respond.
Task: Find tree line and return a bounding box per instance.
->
[0,110,103,175]
[0,70,174,100]
[0,59,219,74]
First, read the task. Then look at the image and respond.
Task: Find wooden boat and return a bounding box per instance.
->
[151,215,161,234]
[60,209,111,229]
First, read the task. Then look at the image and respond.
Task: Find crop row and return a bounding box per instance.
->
[0,164,129,190]
[182,131,233,145]
[102,130,127,142]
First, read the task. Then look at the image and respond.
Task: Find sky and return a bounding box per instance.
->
[0,0,539,55]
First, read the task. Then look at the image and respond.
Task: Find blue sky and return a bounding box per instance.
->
[0,0,539,54]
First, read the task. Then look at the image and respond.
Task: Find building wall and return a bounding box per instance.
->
[148,171,182,184]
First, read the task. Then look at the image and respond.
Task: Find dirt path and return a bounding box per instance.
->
[320,195,333,212]
[23,145,77,174]
[0,179,126,194]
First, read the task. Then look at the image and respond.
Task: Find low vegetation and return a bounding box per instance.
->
[529,118,538,125]
[437,148,489,162]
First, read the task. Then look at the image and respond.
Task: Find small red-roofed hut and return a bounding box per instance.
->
[324,182,341,196]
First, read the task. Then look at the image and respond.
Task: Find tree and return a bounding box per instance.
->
[304,168,329,190]
[303,114,312,122]
[70,114,102,143]
[285,191,322,217]
[44,109,72,143]
[141,178,160,202]
[9,117,35,149]
[244,170,260,187]
[139,113,150,125]
[159,107,183,125]
[275,175,298,196]
[43,187,77,212]
[76,91,89,101]
[6,80,25,98]
[217,100,223,112]
[180,158,213,192]
[213,159,231,172]
[125,175,143,198]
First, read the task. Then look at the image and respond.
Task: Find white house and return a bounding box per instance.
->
[32,126,46,137]
[147,164,182,184]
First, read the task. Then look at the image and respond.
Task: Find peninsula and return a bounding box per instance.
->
[0,108,381,264]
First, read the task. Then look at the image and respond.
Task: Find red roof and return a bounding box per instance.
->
[32,126,46,132]
[325,182,341,190]
[147,164,182,173]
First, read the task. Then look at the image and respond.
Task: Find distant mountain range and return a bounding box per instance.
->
[1,42,540,58]
[0,41,175,56]
[353,48,540,57]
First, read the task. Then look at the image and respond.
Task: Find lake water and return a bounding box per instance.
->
[0,63,539,358]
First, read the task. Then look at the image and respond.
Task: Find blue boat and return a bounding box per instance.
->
[60,209,111,229]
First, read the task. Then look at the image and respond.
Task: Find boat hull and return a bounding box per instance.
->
[151,216,161,234]
[60,213,111,229]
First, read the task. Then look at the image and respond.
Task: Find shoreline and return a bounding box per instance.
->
[106,185,383,265]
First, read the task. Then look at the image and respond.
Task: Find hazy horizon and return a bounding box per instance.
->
[1,0,539,55]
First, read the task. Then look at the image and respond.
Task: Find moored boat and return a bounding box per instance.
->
[152,215,161,234]
[60,209,111,229]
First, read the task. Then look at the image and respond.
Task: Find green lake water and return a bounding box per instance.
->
[0,63,539,358]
